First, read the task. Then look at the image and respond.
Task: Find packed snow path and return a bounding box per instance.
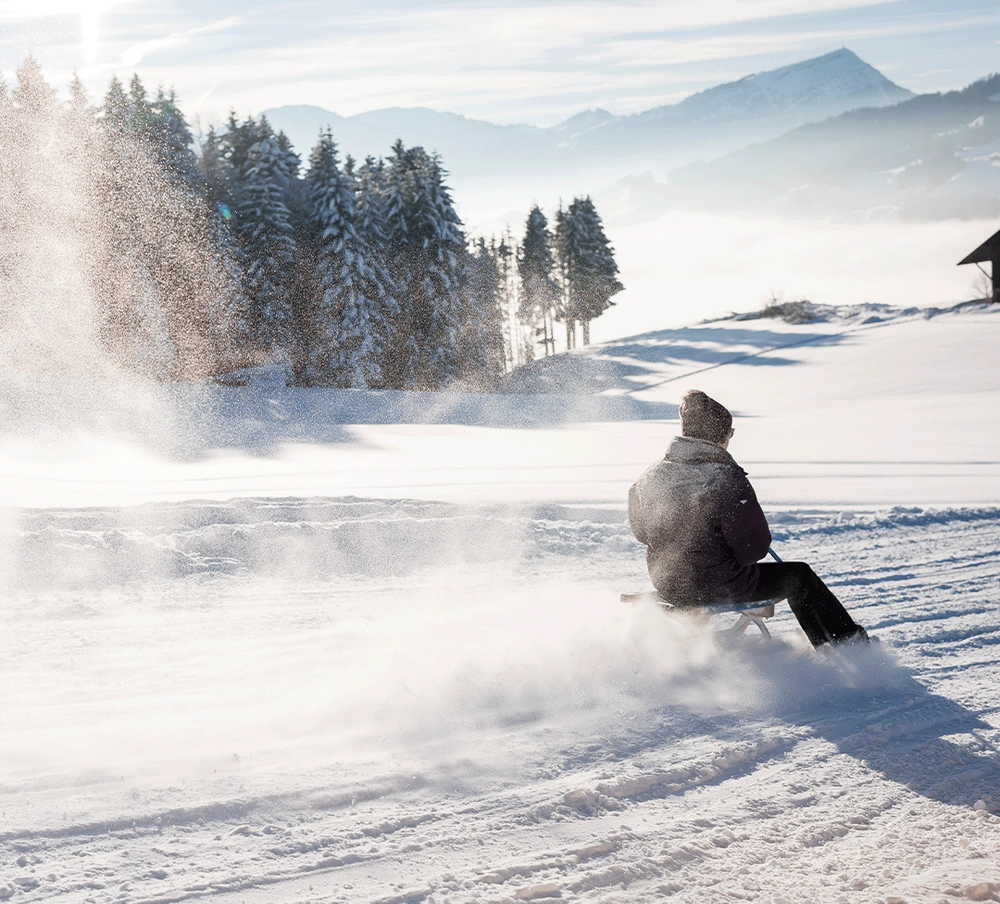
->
[1,304,999,902]
[1,501,999,903]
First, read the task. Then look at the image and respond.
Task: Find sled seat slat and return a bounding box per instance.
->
[620,591,775,640]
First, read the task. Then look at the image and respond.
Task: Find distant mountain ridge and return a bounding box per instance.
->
[262,49,912,177]
[558,49,913,152]
[258,50,1000,223]
[602,71,1000,223]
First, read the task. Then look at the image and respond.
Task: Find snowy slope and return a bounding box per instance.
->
[2,303,997,509]
[1,303,999,903]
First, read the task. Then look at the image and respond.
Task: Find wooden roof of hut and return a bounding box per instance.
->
[958,227,1000,266]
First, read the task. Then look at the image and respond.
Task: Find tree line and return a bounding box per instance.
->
[0,59,622,388]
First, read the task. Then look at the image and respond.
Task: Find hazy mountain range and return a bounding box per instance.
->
[262,49,1000,223]
[264,50,911,178]
[630,71,1000,222]
[549,48,912,155]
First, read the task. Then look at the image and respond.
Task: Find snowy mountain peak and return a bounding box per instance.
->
[671,48,913,121]
[547,49,914,152]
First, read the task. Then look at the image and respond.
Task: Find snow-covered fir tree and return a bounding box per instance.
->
[302,129,398,388]
[494,231,518,370]
[193,124,257,370]
[3,61,622,384]
[233,131,298,357]
[556,196,622,346]
[517,205,560,357]
[148,87,199,185]
[275,128,306,241]
[355,156,391,249]
[552,202,574,348]
[203,214,254,370]
[101,76,129,132]
[219,113,272,176]
[99,74,199,186]
[381,141,469,389]
[198,125,237,214]
[91,74,176,373]
[459,237,507,387]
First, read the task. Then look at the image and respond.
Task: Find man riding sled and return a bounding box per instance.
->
[628,389,870,648]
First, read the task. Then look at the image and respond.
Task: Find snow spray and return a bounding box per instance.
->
[0,60,235,441]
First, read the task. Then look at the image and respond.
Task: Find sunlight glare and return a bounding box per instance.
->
[0,1,124,67]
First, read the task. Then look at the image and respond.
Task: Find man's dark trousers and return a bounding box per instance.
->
[741,562,863,647]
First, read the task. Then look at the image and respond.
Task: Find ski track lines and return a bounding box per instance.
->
[2,506,1000,902]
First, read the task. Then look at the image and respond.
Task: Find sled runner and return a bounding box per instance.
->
[620,590,776,640]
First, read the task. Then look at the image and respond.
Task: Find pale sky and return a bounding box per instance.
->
[1,0,998,127]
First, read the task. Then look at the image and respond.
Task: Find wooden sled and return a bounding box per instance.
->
[621,590,776,640]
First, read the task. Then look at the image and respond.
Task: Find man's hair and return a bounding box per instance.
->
[680,390,733,444]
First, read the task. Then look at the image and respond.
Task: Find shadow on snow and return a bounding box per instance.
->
[163,386,679,458]
[504,325,850,395]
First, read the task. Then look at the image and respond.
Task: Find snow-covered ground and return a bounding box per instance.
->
[1,303,999,903]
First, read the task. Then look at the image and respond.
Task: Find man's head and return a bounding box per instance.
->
[680,390,733,446]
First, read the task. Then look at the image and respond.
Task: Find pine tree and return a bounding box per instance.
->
[94,73,244,375]
[101,76,130,134]
[355,155,390,248]
[494,231,517,370]
[11,56,56,115]
[199,125,237,213]
[0,62,129,380]
[517,205,560,357]
[148,87,199,184]
[194,124,256,371]
[302,129,398,387]
[276,130,302,179]
[553,202,575,349]
[556,196,622,346]
[355,153,403,365]
[67,71,92,120]
[233,133,298,356]
[382,141,468,388]
[128,73,152,129]
[93,73,172,371]
[204,214,254,370]
[275,128,306,235]
[101,74,198,184]
[220,112,272,177]
[459,237,506,388]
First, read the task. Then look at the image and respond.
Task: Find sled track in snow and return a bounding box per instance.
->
[1,503,999,902]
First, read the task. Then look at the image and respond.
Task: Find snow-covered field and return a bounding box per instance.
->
[1,303,999,903]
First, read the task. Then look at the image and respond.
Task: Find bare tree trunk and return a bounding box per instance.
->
[582,320,590,346]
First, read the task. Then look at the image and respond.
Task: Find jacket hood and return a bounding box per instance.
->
[666,435,741,470]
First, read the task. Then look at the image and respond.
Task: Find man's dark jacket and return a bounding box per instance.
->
[628,436,771,605]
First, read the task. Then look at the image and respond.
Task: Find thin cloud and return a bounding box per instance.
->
[5,0,998,127]
[120,17,237,68]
